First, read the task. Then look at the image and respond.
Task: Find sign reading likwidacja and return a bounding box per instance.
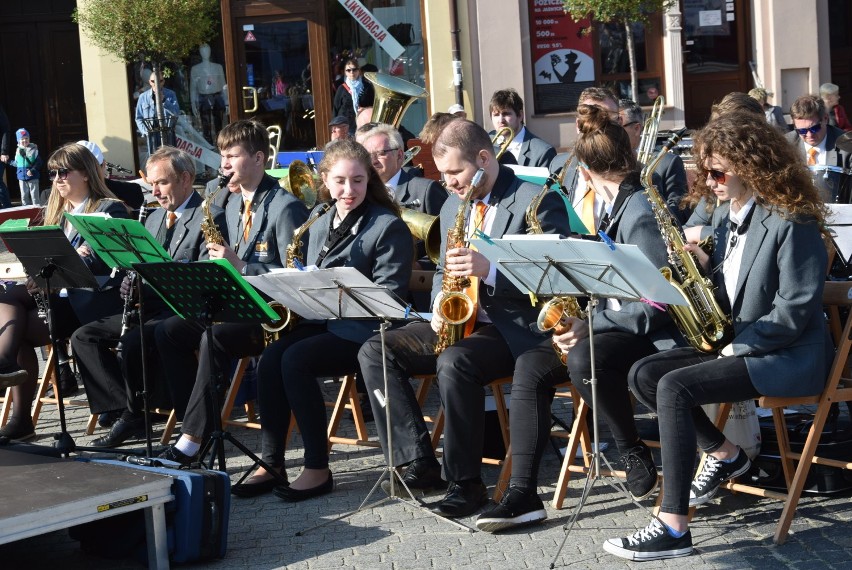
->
[338,0,405,60]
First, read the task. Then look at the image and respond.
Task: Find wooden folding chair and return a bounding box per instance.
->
[706,281,852,544]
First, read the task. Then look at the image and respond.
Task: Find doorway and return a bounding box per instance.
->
[681,0,751,128]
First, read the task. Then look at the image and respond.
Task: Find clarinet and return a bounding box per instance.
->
[118,205,153,338]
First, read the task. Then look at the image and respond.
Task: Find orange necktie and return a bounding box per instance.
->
[242,199,253,241]
[463,201,488,337]
[807,147,818,166]
[166,211,177,229]
[580,189,596,234]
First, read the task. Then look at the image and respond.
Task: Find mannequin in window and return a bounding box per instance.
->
[190,43,226,143]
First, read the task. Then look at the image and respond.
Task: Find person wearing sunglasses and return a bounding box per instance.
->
[0,143,130,442]
[785,94,851,203]
[603,111,830,561]
[331,57,375,136]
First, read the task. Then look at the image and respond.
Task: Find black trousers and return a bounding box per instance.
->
[565,331,659,454]
[358,321,517,483]
[629,347,758,515]
[257,323,362,470]
[153,315,265,439]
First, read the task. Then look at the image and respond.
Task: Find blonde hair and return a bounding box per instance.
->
[44,143,119,226]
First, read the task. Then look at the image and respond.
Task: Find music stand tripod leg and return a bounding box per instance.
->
[295,319,473,536]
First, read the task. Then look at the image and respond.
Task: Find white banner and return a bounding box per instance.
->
[338,0,405,60]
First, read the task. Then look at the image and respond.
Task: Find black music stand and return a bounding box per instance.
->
[246,267,472,535]
[0,225,99,456]
[64,213,172,457]
[470,234,684,567]
[132,259,286,480]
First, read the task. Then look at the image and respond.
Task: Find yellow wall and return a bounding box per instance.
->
[424,1,474,121]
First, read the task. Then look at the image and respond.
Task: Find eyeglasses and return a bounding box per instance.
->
[795,123,822,135]
[345,68,359,73]
[707,169,728,184]
[370,148,398,159]
[49,168,71,180]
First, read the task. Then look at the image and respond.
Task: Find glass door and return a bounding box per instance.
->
[235,19,317,150]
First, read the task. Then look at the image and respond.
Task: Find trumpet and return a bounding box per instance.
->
[492,127,514,161]
[637,96,665,165]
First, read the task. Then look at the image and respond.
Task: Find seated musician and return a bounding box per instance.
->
[0,143,129,441]
[155,120,309,465]
[475,104,681,532]
[72,146,224,447]
[231,140,413,500]
[356,120,569,519]
[606,112,831,561]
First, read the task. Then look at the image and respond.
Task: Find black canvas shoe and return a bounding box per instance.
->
[622,444,659,500]
[689,447,751,506]
[603,518,693,561]
[475,486,547,533]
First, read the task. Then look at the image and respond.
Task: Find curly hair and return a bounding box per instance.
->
[691,111,826,227]
[573,103,637,179]
[318,139,400,216]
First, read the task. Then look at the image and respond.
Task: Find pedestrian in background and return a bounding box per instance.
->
[13,129,42,206]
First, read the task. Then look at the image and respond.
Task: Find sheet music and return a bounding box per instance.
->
[247,266,414,321]
[470,234,685,306]
[827,204,852,264]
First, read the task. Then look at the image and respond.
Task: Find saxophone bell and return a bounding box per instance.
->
[536,296,584,365]
[262,301,292,343]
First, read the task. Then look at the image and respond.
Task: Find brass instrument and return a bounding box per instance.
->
[492,127,514,161]
[401,208,441,264]
[642,129,733,353]
[282,160,318,208]
[200,172,232,246]
[263,199,339,339]
[364,72,428,128]
[527,175,584,364]
[434,168,485,355]
[402,146,421,168]
[637,96,665,165]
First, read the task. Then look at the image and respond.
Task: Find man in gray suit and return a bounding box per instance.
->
[786,94,852,203]
[156,120,309,464]
[358,120,570,518]
[358,123,448,215]
[488,88,557,169]
[619,98,690,223]
[74,146,225,447]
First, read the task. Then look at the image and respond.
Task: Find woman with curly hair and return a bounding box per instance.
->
[604,112,830,561]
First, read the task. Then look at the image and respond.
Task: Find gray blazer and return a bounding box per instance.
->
[220,174,310,275]
[710,203,828,397]
[785,125,852,202]
[490,128,557,169]
[592,174,681,349]
[305,201,413,343]
[432,166,571,357]
[143,191,218,262]
[394,169,448,215]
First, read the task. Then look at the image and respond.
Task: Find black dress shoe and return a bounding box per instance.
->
[430,480,488,518]
[91,417,146,448]
[157,445,198,467]
[0,367,27,389]
[272,471,334,502]
[232,471,289,498]
[98,410,122,428]
[57,362,80,397]
[381,457,447,497]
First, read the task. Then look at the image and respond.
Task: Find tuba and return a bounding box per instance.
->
[401,209,441,264]
[492,127,514,161]
[642,129,733,353]
[282,160,319,208]
[363,72,428,128]
[434,169,485,355]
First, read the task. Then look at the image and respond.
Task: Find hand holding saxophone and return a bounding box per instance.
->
[551,316,588,356]
[206,242,247,273]
[444,246,489,279]
[681,242,710,273]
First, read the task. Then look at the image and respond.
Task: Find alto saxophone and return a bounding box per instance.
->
[262,198,338,341]
[642,129,733,352]
[527,175,584,365]
[434,168,484,355]
[200,172,232,246]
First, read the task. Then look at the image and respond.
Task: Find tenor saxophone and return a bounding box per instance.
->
[434,168,484,355]
[527,175,584,365]
[642,129,733,352]
[200,172,232,246]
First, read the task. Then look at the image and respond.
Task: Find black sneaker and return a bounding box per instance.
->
[475,486,547,533]
[689,447,751,506]
[603,518,693,561]
[622,444,659,500]
[157,445,198,467]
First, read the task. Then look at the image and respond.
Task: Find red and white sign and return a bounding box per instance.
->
[244,31,257,42]
[338,0,405,60]
[529,1,594,85]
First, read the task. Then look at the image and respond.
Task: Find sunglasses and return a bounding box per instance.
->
[345,68,359,73]
[796,124,822,136]
[708,169,728,184]
[370,148,397,159]
[49,168,71,180]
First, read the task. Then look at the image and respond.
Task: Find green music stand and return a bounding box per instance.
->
[133,259,283,476]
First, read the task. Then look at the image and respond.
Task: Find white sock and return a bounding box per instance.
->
[175,436,201,457]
